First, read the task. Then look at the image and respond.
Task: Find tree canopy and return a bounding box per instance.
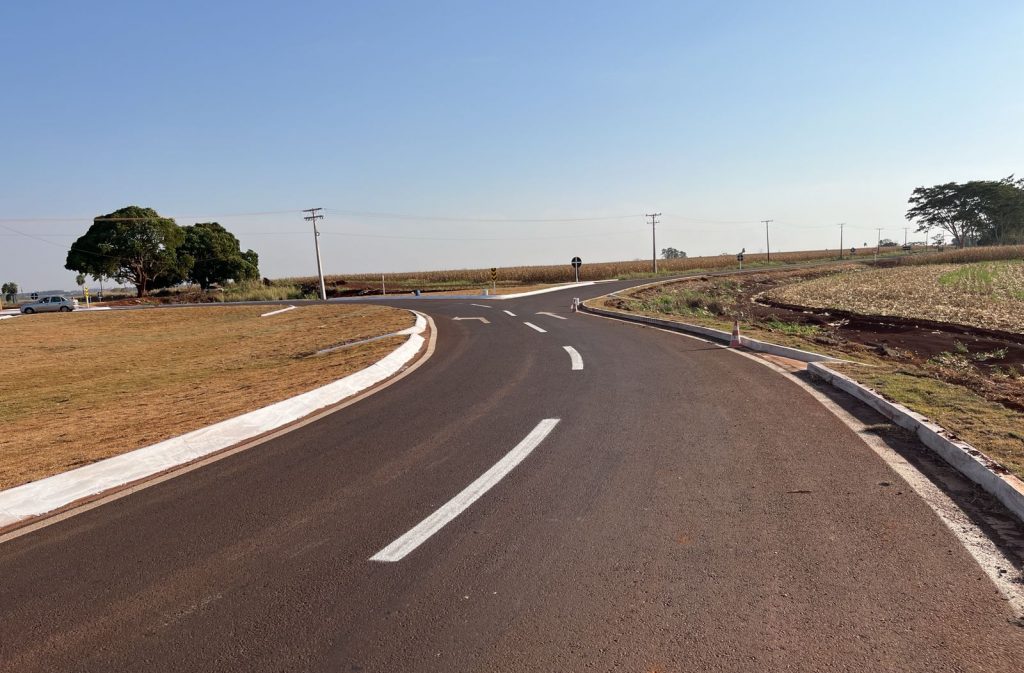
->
[180,222,260,289]
[1,282,17,299]
[65,207,261,297]
[65,207,187,297]
[661,247,686,259]
[905,176,1024,247]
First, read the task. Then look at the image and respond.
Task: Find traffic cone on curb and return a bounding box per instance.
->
[730,319,742,348]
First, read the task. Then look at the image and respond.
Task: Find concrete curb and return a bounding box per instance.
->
[0,310,431,529]
[807,362,1024,523]
[581,303,840,364]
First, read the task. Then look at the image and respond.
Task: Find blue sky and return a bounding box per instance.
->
[2,0,1022,290]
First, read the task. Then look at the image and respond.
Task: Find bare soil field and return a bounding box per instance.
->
[765,261,1024,334]
[0,304,414,489]
[603,261,1024,479]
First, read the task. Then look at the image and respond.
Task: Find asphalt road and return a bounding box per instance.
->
[1,281,1022,672]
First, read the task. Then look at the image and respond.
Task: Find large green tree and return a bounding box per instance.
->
[1,281,17,301]
[906,177,1024,247]
[65,206,189,297]
[180,222,260,289]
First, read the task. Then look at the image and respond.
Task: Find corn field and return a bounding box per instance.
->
[277,248,850,289]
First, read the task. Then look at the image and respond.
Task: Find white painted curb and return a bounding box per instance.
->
[807,363,1024,523]
[582,304,839,364]
[0,311,429,529]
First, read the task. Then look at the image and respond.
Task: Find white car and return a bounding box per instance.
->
[19,295,78,314]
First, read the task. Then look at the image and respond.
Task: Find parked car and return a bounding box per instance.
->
[19,295,78,314]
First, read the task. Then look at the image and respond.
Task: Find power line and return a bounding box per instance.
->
[302,208,327,301]
[646,212,661,273]
[762,219,774,263]
[323,209,641,223]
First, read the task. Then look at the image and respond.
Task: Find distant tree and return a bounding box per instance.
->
[906,177,1024,248]
[65,206,189,297]
[75,273,86,288]
[661,247,686,259]
[879,238,898,247]
[180,222,260,289]
[1,281,17,301]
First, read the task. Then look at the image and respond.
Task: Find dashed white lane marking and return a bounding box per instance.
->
[470,304,492,309]
[536,311,567,320]
[260,305,297,317]
[503,310,516,317]
[453,317,490,323]
[523,322,546,333]
[370,418,561,562]
[563,346,584,370]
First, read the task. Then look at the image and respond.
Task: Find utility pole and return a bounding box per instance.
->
[875,228,882,261]
[646,212,661,274]
[303,208,327,301]
[904,227,909,247]
[839,222,845,260]
[762,220,774,264]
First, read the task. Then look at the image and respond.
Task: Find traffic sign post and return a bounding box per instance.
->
[737,252,744,270]
[490,267,497,292]
[571,256,582,283]
[83,286,90,308]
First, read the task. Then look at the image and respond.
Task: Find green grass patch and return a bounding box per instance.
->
[759,319,822,337]
[835,364,1024,480]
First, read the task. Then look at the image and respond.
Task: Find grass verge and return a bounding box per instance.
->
[0,304,414,489]
[831,363,1024,479]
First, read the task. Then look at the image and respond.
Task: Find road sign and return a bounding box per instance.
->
[30,292,38,300]
[571,257,582,283]
[490,268,497,281]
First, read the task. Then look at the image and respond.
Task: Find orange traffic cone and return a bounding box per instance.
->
[730,320,742,348]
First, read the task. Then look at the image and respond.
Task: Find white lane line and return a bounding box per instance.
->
[536,311,567,320]
[470,303,492,309]
[260,305,297,317]
[563,346,584,370]
[523,322,547,333]
[370,418,561,562]
[503,310,517,317]
[453,316,490,324]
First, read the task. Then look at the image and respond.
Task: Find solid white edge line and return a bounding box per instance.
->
[503,310,516,317]
[563,346,584,371]
[523,322,546,333]
[470,303,492,309]
[370,418,561,562]
[260,305,297,318]
[537,312,567,320]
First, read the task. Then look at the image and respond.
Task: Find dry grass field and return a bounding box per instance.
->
[278,248,854,292]
[766,261,1024,334]
[0,305,414,489]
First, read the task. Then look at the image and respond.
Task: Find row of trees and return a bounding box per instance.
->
[907,176,1024,247]
[65,207,259,297]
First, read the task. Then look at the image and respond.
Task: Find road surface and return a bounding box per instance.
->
[1,281,1021,672]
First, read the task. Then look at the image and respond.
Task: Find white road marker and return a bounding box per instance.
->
[453,317,490,324]
[536,311,567,320]
[370,418,561,562]
[523,322,546,333]
[502,310,516,317]
[470,303,492,309]
[260,305,297,318]
[563,346,584,370]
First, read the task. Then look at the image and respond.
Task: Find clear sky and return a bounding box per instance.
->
[2,0,1022,291]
